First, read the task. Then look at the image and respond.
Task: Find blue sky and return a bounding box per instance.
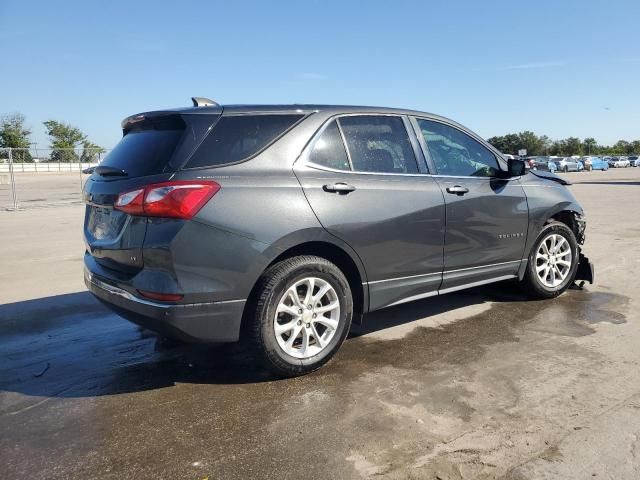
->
[1,0,639,149]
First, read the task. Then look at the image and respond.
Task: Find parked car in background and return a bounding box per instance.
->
[528,156,558,173]
[582,156,609,171]
[82,99,594,376]
[628,155,640,167]
[611,157,631,168]
[555,157,581,172]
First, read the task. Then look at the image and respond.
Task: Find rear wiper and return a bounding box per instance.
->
[95,166,128,177]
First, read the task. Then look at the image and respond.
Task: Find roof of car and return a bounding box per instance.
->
[122,102,479,143]
[123,103,461,129]
[165,103,438,116]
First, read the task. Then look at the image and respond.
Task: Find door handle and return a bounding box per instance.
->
[323,183,356,194]
[446,185,469,195]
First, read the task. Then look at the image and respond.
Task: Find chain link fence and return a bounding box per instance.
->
[0,148,110,210]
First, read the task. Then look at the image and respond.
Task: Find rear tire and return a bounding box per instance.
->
[520,221,579,299]
[247,255,353,377]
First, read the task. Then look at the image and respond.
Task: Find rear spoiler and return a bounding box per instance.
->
[121,97,222,129]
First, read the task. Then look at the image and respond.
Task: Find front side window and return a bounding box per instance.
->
[417,119,500,177]
[338,116,419,174]
[185,114,303,168]
[307,121,351,171]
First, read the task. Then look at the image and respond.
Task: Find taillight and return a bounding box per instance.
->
[137,290,184,302]
[114,181,220,219]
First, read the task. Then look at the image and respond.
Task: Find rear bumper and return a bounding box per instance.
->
[84,268,245,343]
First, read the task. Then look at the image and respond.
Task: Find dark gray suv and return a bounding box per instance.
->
[84,98,594,376]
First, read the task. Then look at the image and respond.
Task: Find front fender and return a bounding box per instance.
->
[521,177,585,258]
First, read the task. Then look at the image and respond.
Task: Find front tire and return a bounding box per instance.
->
[520,221,579,299]
[247,255,353,377]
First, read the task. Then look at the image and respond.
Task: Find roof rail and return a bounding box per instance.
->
[191,97,219,107]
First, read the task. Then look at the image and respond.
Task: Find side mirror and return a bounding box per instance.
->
[506,158,526,177]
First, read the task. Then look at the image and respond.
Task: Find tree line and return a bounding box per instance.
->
[0,113,105,163]
[2,111,638,162]
[488,131,640,157]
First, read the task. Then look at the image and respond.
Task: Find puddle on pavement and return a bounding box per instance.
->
[0,286,630,479]
[0,286,628,401]
[332,288,628,375]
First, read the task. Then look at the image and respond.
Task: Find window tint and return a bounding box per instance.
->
[338,116,419,174]
[417,119,500,177]
[99,117,185,178]
[185,114,303,168]
[308,121,351,170]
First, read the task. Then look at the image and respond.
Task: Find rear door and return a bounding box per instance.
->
[412,117,529,292]
[294,114,445,310]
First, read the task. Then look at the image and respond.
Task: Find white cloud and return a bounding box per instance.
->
[499,61,567,71]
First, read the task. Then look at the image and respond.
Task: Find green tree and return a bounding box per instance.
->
[612,140,631,154]
[631,140,640,154]
[43,120,87,162]
[517,131,546,156]
[539,135,552,155]
[548,139,567,156]
[583,137,597,155]
[564,137,582,156]
[80,140,106,163]
[487,133,519,154]
[0,113,33,162]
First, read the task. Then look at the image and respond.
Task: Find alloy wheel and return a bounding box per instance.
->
[535,233,573,288]
[273,277,340,359]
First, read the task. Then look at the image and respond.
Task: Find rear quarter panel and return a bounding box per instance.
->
[168,124,369,303]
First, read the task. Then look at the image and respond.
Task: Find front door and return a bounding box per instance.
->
[294,115,446,310]
[413,118,529,292]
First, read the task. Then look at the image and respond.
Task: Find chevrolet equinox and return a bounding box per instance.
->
[84,98,594,376]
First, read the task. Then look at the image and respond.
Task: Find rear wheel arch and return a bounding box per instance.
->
[241,241,367,339]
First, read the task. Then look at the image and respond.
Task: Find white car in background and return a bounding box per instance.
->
[628,155,640,167]
[612,157,631,168]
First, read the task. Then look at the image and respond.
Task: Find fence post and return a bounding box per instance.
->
[78,151,84,199]
[7,148,18,211]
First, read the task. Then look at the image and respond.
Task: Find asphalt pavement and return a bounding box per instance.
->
[1,167,639,479]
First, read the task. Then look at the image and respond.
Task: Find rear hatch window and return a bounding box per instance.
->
[96,116,186,178]
[183,114,304,169]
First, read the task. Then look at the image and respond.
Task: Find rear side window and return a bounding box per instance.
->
[185,114,303,168]
[338,116,419,174]
[99,118,184,178]
[308,121,351,170]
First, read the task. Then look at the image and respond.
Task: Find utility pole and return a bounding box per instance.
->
[7,148,18,211]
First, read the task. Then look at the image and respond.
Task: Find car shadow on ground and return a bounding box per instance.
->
[0,283,533,401]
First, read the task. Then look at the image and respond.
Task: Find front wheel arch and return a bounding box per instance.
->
[520,221,579,298]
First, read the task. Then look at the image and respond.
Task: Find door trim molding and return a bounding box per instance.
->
[364,260,521,285]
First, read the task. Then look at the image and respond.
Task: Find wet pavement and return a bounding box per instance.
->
[1,168,639,479]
